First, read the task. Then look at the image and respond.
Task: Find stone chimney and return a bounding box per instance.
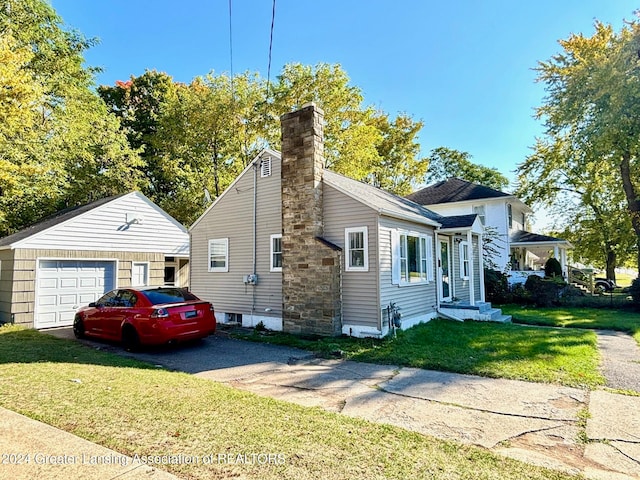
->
[280,104,342,336]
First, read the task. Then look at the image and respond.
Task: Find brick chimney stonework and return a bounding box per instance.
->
[280,104,342,336]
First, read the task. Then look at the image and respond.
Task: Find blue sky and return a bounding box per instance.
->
[52,0,632,187]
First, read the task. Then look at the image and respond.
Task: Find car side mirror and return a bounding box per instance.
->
[89,302,97,307]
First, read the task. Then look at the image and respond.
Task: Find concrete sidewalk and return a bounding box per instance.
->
[0,407,178,480]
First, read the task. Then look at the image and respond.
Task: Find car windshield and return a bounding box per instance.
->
[143,288,199,305]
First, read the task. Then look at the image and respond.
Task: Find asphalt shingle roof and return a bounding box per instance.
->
[510,230,568,244]
[322,170,443,226]
[406,178,511,205]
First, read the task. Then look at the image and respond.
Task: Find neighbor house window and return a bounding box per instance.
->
[270,234,282,272]
[507,204,513,229]
[345,227,368,271]
[459,241,470,280]
[522,212,527,230]
[208,238,229,272]
[472,205,486,225]
[132,262,149,286]
[395,232,433,284]
[261,157,272,177]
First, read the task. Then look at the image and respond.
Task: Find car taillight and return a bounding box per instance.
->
[151,308,169,318]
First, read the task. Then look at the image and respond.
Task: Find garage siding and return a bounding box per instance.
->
[0,250,14,325]
[9,249,164,327]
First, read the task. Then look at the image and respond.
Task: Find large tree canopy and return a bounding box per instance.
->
[0,0,141,236]
[517,18,640,275]
[425,147,510,191]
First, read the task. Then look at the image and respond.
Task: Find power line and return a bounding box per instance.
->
[266,0,276,101]
[228,0,234,102]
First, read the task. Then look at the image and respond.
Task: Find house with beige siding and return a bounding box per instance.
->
[0,191,189,329]
[190,104,508,338]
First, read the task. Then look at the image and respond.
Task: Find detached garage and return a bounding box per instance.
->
[0,192,189,329]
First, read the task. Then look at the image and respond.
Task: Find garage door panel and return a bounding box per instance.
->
[39,278,58,289]
[35,260,116,328]
[37,295,57,306]
[59,278,77,288]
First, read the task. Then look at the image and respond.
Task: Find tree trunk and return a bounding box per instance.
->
[619,153,640,273]
[605,249,616,283]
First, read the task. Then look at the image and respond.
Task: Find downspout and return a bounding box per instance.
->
[467,229,475,306]
[252,160,258,323]
[434,229,440,310]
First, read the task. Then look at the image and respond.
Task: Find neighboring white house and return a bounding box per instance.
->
[189,104,508,339]
[0,191,189,329]
[406,178,572,285]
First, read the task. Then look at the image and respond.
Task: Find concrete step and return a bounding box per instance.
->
[495,314,512,323]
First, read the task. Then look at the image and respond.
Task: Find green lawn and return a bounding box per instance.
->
[235,319,604,388]
[0,325,577,480]
[502,305,640,344]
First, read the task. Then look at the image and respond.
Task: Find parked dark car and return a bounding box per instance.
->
[73,287,216,350]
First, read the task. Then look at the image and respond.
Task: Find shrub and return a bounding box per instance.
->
[525,275,566,307]
[484,268,509,303]
[544,257,563,278]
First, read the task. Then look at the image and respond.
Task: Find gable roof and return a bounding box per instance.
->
[0,191,188,253]
[0,194,128,247]
[406,178,512,205]
[323,170,442,227]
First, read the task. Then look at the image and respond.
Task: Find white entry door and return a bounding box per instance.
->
[35,260,116,328]
[438,239,452,302]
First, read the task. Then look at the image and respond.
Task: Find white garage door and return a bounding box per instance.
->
[35,260,116,329]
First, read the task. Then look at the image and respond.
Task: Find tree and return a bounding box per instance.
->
[518,137,635,281]
[268,63,382,180]
[426,147,510,190]
[520,18,640,274]
[152,72,265,224]
[366,113,428,196]
[0,0,141,235]
[98,70,178,201]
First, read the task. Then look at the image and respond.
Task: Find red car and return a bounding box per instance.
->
[73,287,216,350]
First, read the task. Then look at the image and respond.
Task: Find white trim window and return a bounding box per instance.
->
[507,204,513,229]
[132,262,149,286]
[208,238,229,272]
[392,231,434,284]
[459,241,470,280]
[472,205,486,225]
[270,234,282,272]
[345,227,368,271]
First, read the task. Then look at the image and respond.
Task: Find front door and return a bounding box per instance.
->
[438,238,452,302]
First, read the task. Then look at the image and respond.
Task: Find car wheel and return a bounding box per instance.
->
[73,316,85,339]
[122,325,140,352]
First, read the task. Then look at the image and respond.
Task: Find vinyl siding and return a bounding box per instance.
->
[190,152,283,324]
[14,192,188,256]
[452,239,471,303]
[451,236,482,304]
[7,249,162,327]
[379,217,437,327]
[323,185,379,329]
[0,250,14,324]
[473,236,482,301]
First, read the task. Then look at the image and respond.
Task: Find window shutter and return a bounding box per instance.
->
[427,236,434,282]
[391,230,400,285]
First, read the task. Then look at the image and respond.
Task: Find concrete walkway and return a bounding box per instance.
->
[6,327,640,480]
[595,329,640,391]
[0,407,178,480]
